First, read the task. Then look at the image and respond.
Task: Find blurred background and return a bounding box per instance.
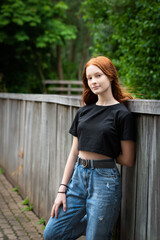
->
[0,0,160,99]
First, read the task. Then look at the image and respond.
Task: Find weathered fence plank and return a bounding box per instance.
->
[147,116,160,240]
[135,116,150,239]
[0,93,160,240]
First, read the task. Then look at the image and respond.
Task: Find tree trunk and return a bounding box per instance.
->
[56,45,63,80]
[35,51,45,93]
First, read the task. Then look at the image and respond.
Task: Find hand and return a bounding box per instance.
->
[51,192,67,218]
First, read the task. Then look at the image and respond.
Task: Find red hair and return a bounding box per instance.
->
[82,56,133,105]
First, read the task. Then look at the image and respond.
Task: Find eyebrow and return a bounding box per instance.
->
[86,72,103,77]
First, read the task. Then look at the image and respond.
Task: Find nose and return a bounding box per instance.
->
[91,77,97,84]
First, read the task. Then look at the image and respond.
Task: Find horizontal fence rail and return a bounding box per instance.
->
[44,80,83,95]
[0,93,160,240]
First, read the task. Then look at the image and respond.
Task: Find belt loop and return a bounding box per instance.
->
[78,156,80,165]
[90,160,94,169]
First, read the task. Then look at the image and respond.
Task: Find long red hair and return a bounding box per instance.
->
[82,56,132,105]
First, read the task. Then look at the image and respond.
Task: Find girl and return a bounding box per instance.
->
[44,56,136,240]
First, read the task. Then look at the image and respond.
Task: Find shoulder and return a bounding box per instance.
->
[115,103,131,114]
[114,103,135,122]
[77,103,94,113]
[74,104,94,118]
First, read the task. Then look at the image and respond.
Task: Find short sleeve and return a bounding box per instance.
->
[69,110,81,137]
[118,112,136,141]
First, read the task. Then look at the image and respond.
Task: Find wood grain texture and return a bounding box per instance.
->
[0,94,160,240]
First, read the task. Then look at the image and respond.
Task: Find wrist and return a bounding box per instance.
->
[58,183,68,192]
[58,191,66,194]
[58,185,67,191]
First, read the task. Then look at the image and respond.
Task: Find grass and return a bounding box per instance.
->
[37,218,46,225]
[21,196,29,205]
[12,186,18,192]
[21,203,34,212]
[0,167,4,174]
[21,195,34,212]
[37,218,46,230]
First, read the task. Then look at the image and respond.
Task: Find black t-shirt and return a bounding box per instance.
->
[69,103,136,158]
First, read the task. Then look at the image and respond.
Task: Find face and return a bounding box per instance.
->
[86,65,111,95]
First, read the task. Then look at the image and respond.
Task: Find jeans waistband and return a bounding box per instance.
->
[77,156,115,169]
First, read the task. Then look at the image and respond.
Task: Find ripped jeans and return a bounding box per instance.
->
[44,160,122,240]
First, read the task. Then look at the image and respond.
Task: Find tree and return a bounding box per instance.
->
[0,0,77,92]
[81,0,160,99]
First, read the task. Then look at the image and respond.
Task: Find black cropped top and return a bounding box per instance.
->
[69,103,136,158]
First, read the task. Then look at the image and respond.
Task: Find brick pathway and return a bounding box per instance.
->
[0,174,44,240]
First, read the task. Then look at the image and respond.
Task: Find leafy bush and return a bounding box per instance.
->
[81,0,160,99]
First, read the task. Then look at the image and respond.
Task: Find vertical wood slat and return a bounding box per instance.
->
[147,116,160,240]
[135,116,153,240]
[0,95,160,240]
[45,103,57,217]
[17,100,26,196]
[0,100,6,167]
[23,101,33,203]
[30,102,41,215]
[39,102,50,218]
[120,162,137,240]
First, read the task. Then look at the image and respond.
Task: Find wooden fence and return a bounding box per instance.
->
[0,93,159,240]
[44,80,83,95]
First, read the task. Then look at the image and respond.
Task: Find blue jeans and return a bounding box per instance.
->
[44,159,122,240]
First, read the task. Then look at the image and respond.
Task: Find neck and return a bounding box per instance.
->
[96,89,118,106]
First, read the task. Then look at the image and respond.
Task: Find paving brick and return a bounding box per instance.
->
[0,219,8,224]
[5,233,17,238]
[18,237,30,240]
[7,236,17,240]
[0,175,45,240]
[0,223,11,229]
[3,229,14,235]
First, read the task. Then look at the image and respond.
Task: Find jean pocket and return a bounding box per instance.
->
[95,168,115,178]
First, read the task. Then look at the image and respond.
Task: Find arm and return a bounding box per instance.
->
[116,140,135,167]
[51,136,78,218]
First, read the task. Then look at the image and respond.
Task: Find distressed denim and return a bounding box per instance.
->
[44,159,122,240]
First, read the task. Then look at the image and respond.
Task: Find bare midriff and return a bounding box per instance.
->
[79,150,112,160]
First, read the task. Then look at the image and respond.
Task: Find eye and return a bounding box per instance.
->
[87,77,92,80]
[96,74,101,78]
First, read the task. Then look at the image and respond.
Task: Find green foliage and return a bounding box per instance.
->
[21,196,34,212]
[0,0,77,47]
[111,0,160,99]
[42,225,46,230]
[81,0,160,99]
[21,203,34,212]
[21,196,29,205]
[0,0,77,92]
[0,167,4,174]
[12,186,18,192]
[37,217,46,225]
[80,0,114,58]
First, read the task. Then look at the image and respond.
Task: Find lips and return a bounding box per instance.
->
[92,86,99,90]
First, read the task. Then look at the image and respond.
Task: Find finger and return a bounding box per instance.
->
[55,205,59,218]
[63,200,67,212]
[51,205,55,218]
